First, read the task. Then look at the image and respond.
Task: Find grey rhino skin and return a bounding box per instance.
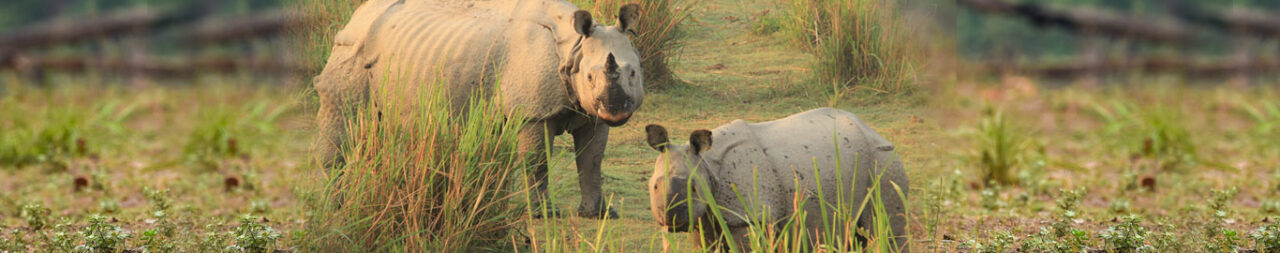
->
[313,0,646,218]
[645,107,909,252]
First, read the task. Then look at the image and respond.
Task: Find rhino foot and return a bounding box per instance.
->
[530,204,562,219]
[578,205,618,219]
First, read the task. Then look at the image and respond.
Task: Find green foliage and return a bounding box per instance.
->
[570,0,693,89]
[182,102,286,171]
[139,228,177,253]
[1098,214,1153,253]
[0,99,134,169]
[1252,220,1280,253]
[785,0,917,94]
[963,231,1014,253]
[1204,188,1241,252]
[0,229,26,252]
[751,11,784,35]
[79,215,132,252]
[974,107,1033,186]
[1052,188,1086,238]
[20,203,51,230]
[196,222,233,252]
[229,215,281,253]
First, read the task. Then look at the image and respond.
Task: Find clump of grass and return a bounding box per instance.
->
[304,80,528,251]
[784,0,917,94]
[1098,214,1153,253]
[974,107,1033,186]
[571,0,693,89]
[182,102,286,171]
[1136,106,1196,172]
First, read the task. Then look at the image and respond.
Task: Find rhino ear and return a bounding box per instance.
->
[646,124,669,151]
[573,10,594,37]
[689,130,713,155]
[618,4,640,34]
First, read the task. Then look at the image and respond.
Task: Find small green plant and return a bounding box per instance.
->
[251,199,271,214]
[962,231,1015,253]
[1053,188,1086,238]
[980,187,1004,211]
[229,215,281,253]
[1251,219,1280,253]
[139,228,177,253]
[79,215,132,252]
[99,199,121,214]
[20,203,50,230]
[1110,199,1132,214]
[197,221,232,252]
[1151,221,1185,252]
[974,107,1033,186]
[1264,200,1280,215]
[1098,214,1153,253]
[144,187,176,237]
[1205,188,1241,252]
[48,219,79,252]
[1,229,26,252]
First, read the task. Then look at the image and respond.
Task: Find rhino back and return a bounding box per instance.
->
[356,1,572,120]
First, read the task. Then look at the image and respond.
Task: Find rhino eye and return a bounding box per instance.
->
[587,74,593,81]
[630,70,635,78]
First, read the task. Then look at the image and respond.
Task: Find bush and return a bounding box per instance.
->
[785,0,917,94]
[571,0,692,89]
[303,81,529,251]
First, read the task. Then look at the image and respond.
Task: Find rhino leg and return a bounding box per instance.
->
[858,155,909,253]
[520,121,561,218]
[313,55,370,173]
[571,121,617,219]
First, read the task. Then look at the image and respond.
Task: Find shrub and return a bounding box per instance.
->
[571,0,693,89]
[784,0,917,94]
[304,81,529,251]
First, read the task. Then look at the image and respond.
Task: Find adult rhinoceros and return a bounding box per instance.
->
[644,108,909,251]
[314,0,645,219]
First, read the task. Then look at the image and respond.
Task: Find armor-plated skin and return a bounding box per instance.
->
[645,108,909,252]
[314,0,645,218]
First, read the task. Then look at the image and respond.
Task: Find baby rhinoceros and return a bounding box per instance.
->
[644,108,909,252]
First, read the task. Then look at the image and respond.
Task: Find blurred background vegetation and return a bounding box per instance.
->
[959,0,1279,61]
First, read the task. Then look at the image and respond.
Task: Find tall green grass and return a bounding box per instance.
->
[570,0,693,89]
[287,0,362,79]
[784,0,918,95]
[303,79,529,251]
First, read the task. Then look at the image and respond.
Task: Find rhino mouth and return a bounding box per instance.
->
[594,102,633,126]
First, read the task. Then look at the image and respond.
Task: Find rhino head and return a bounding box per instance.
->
[644,124,713,232]
[558,4,644,126]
